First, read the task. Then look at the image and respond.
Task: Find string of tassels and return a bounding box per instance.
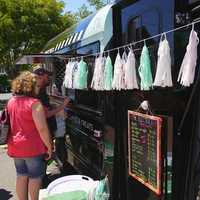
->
[63,20,200,90]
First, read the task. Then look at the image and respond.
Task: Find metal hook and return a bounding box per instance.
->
[117,48,120,54]
[192,22,195,30]
[107,50,110,57]
[129,43,133,51]
[124,46,127,54]
[164,32,167,39]
[160,33,166,42]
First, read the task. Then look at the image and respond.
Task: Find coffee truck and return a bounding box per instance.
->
[16,0,200,200]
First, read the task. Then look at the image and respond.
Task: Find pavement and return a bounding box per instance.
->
[0,145,17,200]
[0,93,16,199]
[0,145,66,200]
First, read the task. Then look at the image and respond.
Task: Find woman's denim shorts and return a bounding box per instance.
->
[14,154,46,179]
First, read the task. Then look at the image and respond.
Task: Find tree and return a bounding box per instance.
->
[0,0,76,76]
[88,0,106,10]
[76,4,92,20]
[0,74,10,92]
[76,0,106,20]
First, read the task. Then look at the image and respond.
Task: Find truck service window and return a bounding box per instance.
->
[127,9,160,45]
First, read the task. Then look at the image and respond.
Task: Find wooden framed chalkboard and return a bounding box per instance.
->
[128,111,162,195]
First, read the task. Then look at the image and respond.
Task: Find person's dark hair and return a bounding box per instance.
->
[33,66,52,76]
[11,71,37,97]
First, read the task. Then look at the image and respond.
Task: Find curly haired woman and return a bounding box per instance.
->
[7,71,52,200]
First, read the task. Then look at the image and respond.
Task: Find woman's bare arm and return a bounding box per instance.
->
[32,102,52,159]
[46,98,70,118]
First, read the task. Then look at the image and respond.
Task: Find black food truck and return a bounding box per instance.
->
[16,0,200,200]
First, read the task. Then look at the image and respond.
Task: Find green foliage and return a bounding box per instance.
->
[0,0,76,76]
[0,0,107,77]
[76,0,106,20]
[19,64,31,71]
[77,4,92,20]
[0,74,10,92]
[88,0,106,10]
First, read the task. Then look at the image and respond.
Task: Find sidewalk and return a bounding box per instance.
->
[0,145,17,200]
[0,145,66,200]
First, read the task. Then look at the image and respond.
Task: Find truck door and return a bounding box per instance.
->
[114,1,175,200]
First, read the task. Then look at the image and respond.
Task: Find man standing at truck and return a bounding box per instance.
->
[33,66,69,163]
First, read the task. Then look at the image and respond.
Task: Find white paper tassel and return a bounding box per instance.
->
[112,52,123,90]
[153,34,173,87]
[177,27,199,87]
[63,61,75,89]
[91,54,105,90]
[121,51,127,89]
[124,49,139,89]
[72,62,79,89]
[63,62,70,88]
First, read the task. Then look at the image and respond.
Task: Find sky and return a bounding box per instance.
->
[63,0,89,12]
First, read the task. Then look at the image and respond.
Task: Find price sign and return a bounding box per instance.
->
[128,111,162,195]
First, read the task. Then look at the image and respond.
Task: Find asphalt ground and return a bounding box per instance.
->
[0,145,66,200]
[0,94,16,199]
[0,146,17,200]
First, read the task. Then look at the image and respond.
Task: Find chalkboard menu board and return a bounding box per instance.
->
[128,111,162,195]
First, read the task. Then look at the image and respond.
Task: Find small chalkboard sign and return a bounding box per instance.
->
[128,111,162,195]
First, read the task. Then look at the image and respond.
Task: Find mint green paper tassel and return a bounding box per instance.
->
[95,176,110,200]
[138,44,153,90]
[75,60,88,89]
[104,56,113,90]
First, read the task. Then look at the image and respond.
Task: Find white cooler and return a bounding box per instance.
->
[39,175,98,200]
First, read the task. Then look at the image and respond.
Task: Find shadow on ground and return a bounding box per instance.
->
[0,189,13,200]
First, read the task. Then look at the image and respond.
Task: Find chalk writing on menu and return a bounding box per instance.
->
[128,111,162,195]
